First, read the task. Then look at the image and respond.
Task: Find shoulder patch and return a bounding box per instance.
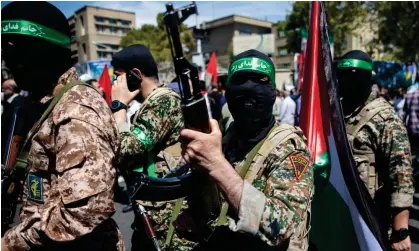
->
[27,174,43,203]
[131,127,152,150]
[289,154,310,182]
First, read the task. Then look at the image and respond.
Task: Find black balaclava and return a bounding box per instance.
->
[1,2,72,96]
[225,49,276,143]
[336,50,373,115]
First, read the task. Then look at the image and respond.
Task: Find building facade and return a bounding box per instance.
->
[273,28,294,70]
[197,15,274,68]
[69,6,136,62]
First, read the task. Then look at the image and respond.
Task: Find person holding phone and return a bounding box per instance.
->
[110,44,187,249]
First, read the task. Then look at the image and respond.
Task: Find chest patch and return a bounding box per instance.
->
[290,154,309,182]
[27,174,43,203]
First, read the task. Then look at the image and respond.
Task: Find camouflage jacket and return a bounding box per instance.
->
[345,92,414,209]
[117,85,184,175]
[3,68,125,251]
[170,123,314,250]
[117,85,185,250]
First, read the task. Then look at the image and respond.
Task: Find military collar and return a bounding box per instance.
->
[40,67,79,104]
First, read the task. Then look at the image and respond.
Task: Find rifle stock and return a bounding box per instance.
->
[6,136,23,169]
[1,107,24,236]
[164,2,221,240]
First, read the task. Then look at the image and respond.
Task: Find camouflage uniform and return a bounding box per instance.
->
[118,85,184,174]
[3,67,125,251]
[171,123,314,250]
[345,92,414,231]
[117,85,186,250]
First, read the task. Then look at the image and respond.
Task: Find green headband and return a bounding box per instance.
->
[1,20,70,49]
[337,58,372,71]
[227,57,276,86]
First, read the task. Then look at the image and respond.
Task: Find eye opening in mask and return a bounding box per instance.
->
[229,72,271,86]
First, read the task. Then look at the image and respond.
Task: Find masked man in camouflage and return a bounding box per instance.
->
[172,50,314,250]
[110,44,185,250]
[337,50,414,251]
[1,2,124,251]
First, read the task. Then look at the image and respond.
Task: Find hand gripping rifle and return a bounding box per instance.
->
[164,2,221,241]
[1,107,24,236]
[124,2,221,246]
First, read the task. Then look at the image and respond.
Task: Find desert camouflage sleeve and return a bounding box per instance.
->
[378,112,414,208]
[118,93,183,161]
[3,102,119,250]
[229,136,314,246]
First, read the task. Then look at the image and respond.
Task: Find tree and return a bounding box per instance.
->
[281,2,368,56]
[368,2,419,62]
[120,12,196,62]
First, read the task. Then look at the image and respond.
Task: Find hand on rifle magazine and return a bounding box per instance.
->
[180,119,243,212]
[180,119,225,173]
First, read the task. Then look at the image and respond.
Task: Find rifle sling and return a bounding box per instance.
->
[216,124,278,226]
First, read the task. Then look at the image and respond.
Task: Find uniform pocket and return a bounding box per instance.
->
[56,138,86,173]
[58,165,110,205]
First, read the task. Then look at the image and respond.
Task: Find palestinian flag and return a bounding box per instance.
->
[299,2,389,251]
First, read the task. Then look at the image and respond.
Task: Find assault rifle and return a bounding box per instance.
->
[163,1,221,240]
[124,2,221,248]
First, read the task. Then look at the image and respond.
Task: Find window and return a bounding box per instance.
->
[121,20,131,26]
[277,63,291,69]
[79,15,86,36]
[80,16,84,27]
[278,47,288,56]
[109,18,117,24]
[97,51,106,58]
[95,16,105,23]
[110,44,119,50]
[110,27,118,34]
[97,51,113,59]
[96,25,105,33]
[82,43,87,61]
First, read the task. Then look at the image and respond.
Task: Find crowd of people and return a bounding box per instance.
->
[1,2,418,251]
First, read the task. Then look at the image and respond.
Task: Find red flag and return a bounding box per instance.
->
[299,1,329,166]
[206,52,218,84]
[98,64,112,104]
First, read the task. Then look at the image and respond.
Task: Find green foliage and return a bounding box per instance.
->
[368,2,419,62]
[120,12,196,62]
[281,2,368,56]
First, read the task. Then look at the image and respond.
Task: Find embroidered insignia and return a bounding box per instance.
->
[27,174,43,203]
[290,154,310,182]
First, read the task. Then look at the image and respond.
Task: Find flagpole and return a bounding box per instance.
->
[300,1,320,161]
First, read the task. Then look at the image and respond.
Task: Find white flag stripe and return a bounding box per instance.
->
[327,133,383,251]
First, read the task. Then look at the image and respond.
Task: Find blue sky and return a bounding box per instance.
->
[1,1,293,27]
